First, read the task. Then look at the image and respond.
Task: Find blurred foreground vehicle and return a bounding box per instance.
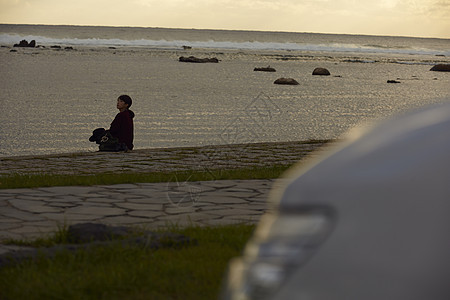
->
[222,102,450,300]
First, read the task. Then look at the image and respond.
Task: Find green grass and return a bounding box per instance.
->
[0,164,293,189]
[0,224,255,300]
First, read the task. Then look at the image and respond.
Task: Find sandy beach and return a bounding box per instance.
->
[1,26,450,157]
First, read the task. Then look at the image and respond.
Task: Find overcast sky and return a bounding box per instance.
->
[1,0,449,38]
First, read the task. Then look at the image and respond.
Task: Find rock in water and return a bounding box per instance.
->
[179,56,219,63]
[254,66,276,72]
[274,78,299,85]
[430,64,450,72]
[312,67,331,76]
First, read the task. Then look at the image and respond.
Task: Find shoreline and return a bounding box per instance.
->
[0,139,334,176]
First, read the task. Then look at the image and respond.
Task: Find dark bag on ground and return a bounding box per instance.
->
[89,128,127,152]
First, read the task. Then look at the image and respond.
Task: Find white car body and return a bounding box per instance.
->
[222,102,450,300]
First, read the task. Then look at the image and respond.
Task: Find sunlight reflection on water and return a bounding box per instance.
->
[0,48,449,157]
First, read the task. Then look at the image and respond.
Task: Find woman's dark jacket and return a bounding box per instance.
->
[109,109,134,150]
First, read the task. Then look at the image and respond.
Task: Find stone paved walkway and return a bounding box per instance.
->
[0,140,330,176]
[0,140,333,255]
[0,179,284,242]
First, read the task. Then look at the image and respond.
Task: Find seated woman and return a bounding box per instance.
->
[109,95,135,151]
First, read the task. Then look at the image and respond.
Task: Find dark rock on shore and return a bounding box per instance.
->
[13,39,36,48]
[312,67,331,76]
[274,78,299,85]
[387,80,401,83]
[430,64,450,72]
[179,56,219,63]
[182,45,192,50]
[67,223,130,243]
[50,45,62,49]
[254,66,276,72]
[0,223,195,268]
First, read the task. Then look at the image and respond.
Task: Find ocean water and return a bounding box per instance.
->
[0,24,449,157]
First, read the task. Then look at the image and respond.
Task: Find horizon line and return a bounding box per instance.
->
[1,22,449,40]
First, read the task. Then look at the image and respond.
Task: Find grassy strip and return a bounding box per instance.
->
[0,224,255,300]
[0,164,293,189]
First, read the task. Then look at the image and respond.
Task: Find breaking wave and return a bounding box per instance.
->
[1,33,449,56]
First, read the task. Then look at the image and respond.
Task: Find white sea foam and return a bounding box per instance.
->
[1,33,448,56]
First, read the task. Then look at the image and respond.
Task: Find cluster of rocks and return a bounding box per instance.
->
[11,39,75,50]
[13,39,36,47]
[272,67,332,85]
[177,53,447,87]
[0,223,194,268]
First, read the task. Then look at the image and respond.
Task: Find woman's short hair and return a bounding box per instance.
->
[118,95,132,108]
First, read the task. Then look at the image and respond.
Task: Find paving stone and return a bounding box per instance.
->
[47,202,81,208]
[106,184,139,189]
[199,181,237,189]
[207,208,264,216]
[10,195,52,201]
[195,205,231,212]
[138,183,178,191]
[94,192,137,200]
[0,188,40,194]
[239,203,268,211]
[77,193,112,198]
[9,199,62,213]
[115,202,163,211]
[38,212,74,222]
[164,205,197,215]
[0,207,48,221]
[198,195,250,204]
[49,195,84,203]
[128,189,173,198]
[64,206,125,216]
[63,214,103,222]
[127,210,165,218]
[0,222,22,230]
[84,197,123,203]
[127,196,171,204]
[100,215,153,225]
[37,186,100,195]
[0,218,22,224]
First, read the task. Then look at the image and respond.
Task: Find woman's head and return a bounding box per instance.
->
[118,95,132,108]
